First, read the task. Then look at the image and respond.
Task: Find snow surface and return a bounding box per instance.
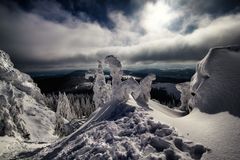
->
[29,97,207,160]
[149,101,240,160]
[149,46,240,160]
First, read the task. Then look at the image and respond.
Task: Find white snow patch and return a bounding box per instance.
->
[33,102,207,160]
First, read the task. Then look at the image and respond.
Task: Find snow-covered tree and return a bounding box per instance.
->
[93,60,111,107]
[104,55,123,100]
[116,77,141,102]
[56,92,73,121]
[138,74,156,104]
[85,97,92,116]
[176,82,192,113]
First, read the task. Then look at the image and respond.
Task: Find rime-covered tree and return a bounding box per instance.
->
[55,113,65,136]
[176,82,192,113]
[137,74,156,106]
[93,60,111,107]
[104,55,123,100]
[117,77,141,102]
[56,92,73,121]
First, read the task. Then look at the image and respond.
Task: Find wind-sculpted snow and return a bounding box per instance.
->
[33,107,207,160]
[189,45,240,117]
[0,50,56,141]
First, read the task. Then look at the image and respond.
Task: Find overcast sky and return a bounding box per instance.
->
[0,0,240,71]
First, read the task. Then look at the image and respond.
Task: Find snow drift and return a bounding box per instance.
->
[189,45,240,117]
[33,106,207,160]
[0,50,56,142]
[149,45,240,160]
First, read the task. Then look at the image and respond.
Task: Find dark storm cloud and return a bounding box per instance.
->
[1,0,155,28]
[0,0,240,71]
[174,0,240,16]
[13,53,99,71]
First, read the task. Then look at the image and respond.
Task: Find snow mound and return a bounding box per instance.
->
[31,107,207,160]
[0,50,56,141]
[189,45,240,116]
[149,46,240,159]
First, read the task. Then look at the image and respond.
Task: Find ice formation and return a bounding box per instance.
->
[189,45,240,116]
[0,50,56,141]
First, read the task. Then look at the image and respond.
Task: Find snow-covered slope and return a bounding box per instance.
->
[29,98,207,160]
[0,50,57,142]
[149,46,240,160]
